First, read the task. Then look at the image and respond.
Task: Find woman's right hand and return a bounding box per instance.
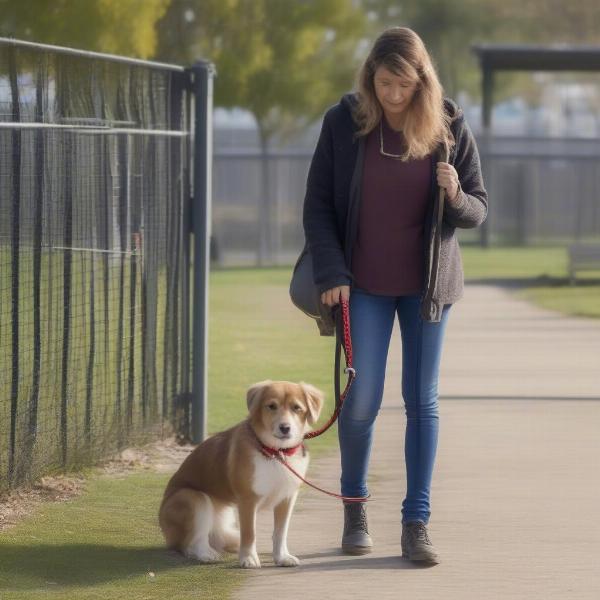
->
[320,285,350,307]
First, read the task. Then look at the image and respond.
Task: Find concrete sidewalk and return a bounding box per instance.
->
[234,284,600,600]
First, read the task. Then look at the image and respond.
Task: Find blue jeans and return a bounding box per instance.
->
[337,287,452,525]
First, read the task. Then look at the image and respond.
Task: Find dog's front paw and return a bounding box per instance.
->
[239,551,261,569]
[274,552,300,567]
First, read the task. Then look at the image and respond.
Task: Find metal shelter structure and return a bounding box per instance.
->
[470,43,600,246]
[472,43,600,129]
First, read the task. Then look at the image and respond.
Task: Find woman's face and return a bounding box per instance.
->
[373,64,419,116]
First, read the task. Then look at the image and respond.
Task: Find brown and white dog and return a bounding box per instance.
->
[158,379,324,568]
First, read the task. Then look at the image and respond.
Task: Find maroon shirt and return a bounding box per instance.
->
[351,114,432,295]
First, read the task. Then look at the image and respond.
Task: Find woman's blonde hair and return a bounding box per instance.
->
[352,26,454,161]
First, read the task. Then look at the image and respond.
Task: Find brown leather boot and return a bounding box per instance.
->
[401,520,440,564]
[341,501,373,555]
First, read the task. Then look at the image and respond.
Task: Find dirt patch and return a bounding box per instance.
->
[98,437,195,477]
[0,437,194,533]
[0,474,87,532]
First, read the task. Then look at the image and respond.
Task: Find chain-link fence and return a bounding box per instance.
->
[0,38,198,490]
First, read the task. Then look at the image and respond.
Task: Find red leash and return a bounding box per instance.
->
[254,297,373,503]
[260,444,372,502]
[304,297,354,439]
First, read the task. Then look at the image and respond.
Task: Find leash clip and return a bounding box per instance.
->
[261,448,276,460]
[344,367,355,376]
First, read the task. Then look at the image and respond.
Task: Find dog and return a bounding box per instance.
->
[158,379,324,568]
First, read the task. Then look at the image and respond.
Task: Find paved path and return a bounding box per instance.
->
[234,284,600,600]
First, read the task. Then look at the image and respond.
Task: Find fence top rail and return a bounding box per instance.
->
[0,36,186,73]
[0,121,189,136]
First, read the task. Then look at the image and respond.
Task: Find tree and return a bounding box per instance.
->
[156,0,369,264]
[362,0,600,104]
[361,0,501,99]
[0,0,170,58]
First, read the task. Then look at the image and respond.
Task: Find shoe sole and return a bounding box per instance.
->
[401,551,439,564]
[342,544,373,555]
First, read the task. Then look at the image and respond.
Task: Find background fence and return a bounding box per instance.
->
[479,136,600,245]
[210,134,600,266]
[0,39,195,490]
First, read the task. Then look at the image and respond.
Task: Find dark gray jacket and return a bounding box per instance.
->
[302,92,488,324]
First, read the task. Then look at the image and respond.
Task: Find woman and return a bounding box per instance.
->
[302,26,488,564]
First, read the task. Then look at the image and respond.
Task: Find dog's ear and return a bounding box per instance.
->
[246,380,273,416]
[299,381,325,425]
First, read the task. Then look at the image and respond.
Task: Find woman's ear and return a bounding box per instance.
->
[246,380,273,416]
[299,381,325,425]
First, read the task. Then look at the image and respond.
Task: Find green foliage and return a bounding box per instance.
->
[363,0,600,101]
[156,0,368,141]
[0,0,170,58]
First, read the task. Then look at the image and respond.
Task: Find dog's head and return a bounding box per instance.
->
[246,380,324,448]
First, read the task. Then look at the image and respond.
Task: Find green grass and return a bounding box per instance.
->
[460,245,600,318]
[0,472,246,599]
[460,245,568,279]
[206,266,344,448]
[515,284,600,319]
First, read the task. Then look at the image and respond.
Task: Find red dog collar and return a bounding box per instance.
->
[260,443,305,457]
[247,420,305,458]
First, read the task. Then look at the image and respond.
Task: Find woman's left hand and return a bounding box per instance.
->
[436,161,460,205]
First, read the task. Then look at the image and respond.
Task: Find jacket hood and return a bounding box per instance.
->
[340,91,358,111]
[340,91,463,121]
[442,97,463,121]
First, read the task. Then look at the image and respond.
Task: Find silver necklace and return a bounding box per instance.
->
[379,119,404,159]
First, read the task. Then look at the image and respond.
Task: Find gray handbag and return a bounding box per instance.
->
[289,241,336,336]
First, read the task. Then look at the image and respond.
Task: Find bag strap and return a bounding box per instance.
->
[422,138,450,313]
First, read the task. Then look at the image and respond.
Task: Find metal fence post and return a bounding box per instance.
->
[190,60,216,444]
